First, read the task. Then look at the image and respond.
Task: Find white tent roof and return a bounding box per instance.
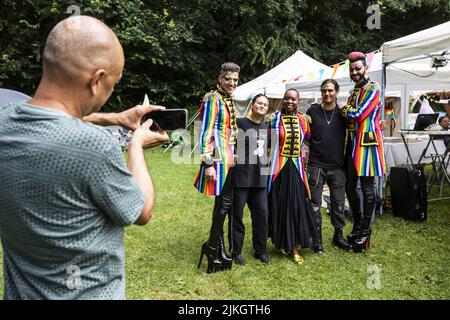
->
[382,21,450,64]
[233,50,329,101]
[285,52,389,98]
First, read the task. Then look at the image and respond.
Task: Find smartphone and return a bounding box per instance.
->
[143,109,188,131]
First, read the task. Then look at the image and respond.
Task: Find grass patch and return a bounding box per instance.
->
[1,147,449,299]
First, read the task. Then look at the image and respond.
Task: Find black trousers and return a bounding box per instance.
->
[208,170,234,245]
[308,166,346,230]
[228,187,268,256]
[345,153,375,221]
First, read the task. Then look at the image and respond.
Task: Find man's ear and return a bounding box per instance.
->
[89,69,106,96]
[364,65,369,79]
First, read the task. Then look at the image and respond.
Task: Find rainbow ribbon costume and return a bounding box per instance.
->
[342,81,386,177]
[268,111,311,198]
[194,87,237,196]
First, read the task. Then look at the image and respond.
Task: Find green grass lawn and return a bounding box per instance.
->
[1,147,449,299]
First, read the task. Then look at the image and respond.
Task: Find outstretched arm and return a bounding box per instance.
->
[83,104,165,131]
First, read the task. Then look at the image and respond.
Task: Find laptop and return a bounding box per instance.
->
[413,113,439,131]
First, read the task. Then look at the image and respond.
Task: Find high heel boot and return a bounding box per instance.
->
[198,196,232,273]
[347,210,362,246]
[353,214,372,253]
[218,235,232,270]
[198,241,223,273]
[354,183,375,253]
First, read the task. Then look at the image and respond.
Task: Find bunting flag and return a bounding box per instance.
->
[306,70,318,80]
[331,63,339,78]
[257,51,378,89]
[342,59,349,72]
[318,68,325,79]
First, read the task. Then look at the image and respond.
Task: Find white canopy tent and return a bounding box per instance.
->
[286,52,388,99]
[286,21,450,129]
[233,50,329,115]
[381,21,450,129]
[234,50,329,100]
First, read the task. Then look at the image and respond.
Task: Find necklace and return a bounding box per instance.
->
[322,105,336,125]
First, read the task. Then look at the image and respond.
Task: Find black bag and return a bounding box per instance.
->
[390,165,427,221]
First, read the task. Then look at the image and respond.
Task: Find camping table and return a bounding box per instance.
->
[398,130,450,201]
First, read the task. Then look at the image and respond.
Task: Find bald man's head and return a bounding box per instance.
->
[42,16,124,83]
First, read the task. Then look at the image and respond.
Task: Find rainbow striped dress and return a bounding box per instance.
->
[342,81,386,177]
[194,88,237,196]
[268,111,311,198]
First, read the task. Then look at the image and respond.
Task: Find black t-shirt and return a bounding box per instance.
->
[233,117,269,188]
[306,103,346,169]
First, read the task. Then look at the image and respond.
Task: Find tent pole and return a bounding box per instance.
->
[381,63,386,120]
[243,99,252,117]
[379,62,387,215]
[164,108,201,153]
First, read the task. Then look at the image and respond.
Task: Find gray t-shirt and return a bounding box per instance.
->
[0,102,145,299]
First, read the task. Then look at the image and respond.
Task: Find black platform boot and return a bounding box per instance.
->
[198,200,233,273]
[333,228,353,252]
[353,215,372,253]
[218,235,232,270]
[198,241,223,273]
[354,181,375,253]
[347,210,362,246]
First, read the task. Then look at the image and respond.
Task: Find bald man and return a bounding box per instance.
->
[0,16,168,299]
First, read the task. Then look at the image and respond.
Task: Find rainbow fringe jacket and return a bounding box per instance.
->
[194,89,237,196]
[342,81,386,177]
[268,111,311,198]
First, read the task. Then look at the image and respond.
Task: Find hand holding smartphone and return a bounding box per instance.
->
[143,109,188,131]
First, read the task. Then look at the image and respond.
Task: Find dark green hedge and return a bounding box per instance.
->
[1,0,449,114]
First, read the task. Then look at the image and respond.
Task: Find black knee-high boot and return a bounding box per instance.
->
[353,179,375,253]
[198,197,233,273]
[347,209,363,246]
[346,188,363,246]
[353,214,372,253]
[345,177,362,246]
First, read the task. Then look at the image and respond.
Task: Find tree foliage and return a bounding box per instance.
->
[0,0,449,113]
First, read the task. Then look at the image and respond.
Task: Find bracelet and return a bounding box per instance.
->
[200,153,214,166]
[202,162,213,168]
